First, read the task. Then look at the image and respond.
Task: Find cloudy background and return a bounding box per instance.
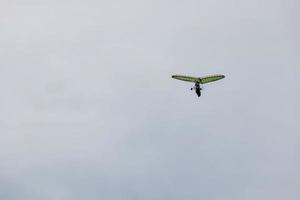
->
[0,0,299,199]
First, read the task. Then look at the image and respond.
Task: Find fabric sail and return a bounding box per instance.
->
[172,74,225,84]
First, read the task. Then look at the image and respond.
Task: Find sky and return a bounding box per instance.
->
[0,0,299,199]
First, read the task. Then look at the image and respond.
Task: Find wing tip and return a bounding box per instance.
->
[171,75,180,79]
[213,74,225,79]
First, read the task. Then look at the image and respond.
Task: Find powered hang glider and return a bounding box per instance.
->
[172,74,225,97]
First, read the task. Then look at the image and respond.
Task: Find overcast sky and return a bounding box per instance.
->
[0,0,299,199]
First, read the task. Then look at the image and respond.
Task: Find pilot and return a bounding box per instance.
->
[195,83,201,97]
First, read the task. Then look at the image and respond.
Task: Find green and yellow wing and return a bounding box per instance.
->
[172,75,201,83]
[172,74,225,84]
[199,74,225,84]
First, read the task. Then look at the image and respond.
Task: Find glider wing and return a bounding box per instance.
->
[172,74,225,84]
[199,74,225,84]
[172,75,200,83]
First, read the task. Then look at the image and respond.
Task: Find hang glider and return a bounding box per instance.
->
[172,74,225,97]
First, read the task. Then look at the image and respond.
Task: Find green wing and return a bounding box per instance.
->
[199,74,225,84]
[172,75,201,83]
[172,74,225,84]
